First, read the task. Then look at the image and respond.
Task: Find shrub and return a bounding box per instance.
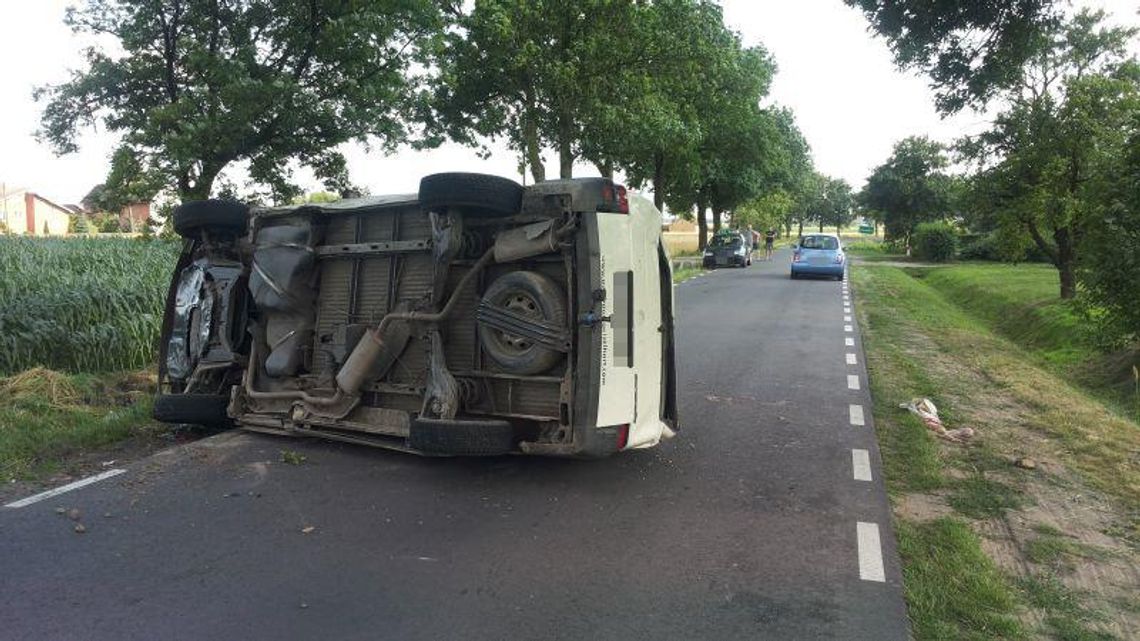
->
[959,233,1000,261]
[912,222,958,262]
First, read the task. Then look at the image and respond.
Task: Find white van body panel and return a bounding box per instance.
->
[594,194,674,449]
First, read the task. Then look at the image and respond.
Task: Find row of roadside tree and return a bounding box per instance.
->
[36,0,855,251]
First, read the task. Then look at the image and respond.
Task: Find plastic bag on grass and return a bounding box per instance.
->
[899,397,975,443]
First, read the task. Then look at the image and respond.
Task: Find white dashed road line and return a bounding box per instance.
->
[845,337,855,347]
[857,522,886,582]
[847,374,860,390]
[849,404,865,426]
[852,449,873,481]
[4,469,126,509]
[844,315,852,322]
[846,352,857,365]
[844,324,853,332]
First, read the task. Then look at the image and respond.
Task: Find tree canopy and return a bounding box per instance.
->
[962,10,1139,299]
[37,0,446,202]
[845,0,1060,113]
[859,136,953,244]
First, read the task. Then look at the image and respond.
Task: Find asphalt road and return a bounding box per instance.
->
[1,248,908,641]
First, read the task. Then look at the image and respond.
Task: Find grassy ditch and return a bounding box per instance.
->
[0,368,162,481]
[914,264,1138,420]
[854,263,1140,640]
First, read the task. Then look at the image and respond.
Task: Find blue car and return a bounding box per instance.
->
[790,233,845,280]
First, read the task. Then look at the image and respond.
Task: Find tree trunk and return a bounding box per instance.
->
[557,113,573,179]
[712,208,722,232]
[818,219,823,232]
[595,160,614,179]
[524,111,545,183]
[178,163,222,202]
[1055,227,1077,299]
[797,218,803,237]
[652,152,665,211]
[697,196,709,251]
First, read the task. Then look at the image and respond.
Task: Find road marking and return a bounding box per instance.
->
[845,337,855,346]
[847,374,860,390]
[852,449,872,481]
[846,352,857,365]
[843,306,851,313]
[849,404,865,425]
[844,324,853,332]
[857,522,886,582]
[844,315,852,322]
[4,469,126,509]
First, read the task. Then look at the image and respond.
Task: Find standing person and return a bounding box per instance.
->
[764,228,776,261]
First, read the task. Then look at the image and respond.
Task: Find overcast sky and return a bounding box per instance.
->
[0,0,1136,204]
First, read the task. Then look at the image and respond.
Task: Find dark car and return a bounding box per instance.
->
[702,231,752,268]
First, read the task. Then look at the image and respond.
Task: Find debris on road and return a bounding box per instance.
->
[301,525,315,534]
[66,508,81,521]
[899,397,974,443]
[280,450,307,465]
[73,524,86,534]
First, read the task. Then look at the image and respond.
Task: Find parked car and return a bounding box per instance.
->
[702,230,752,268]
[790,233,845,280]
[153,173,678,457]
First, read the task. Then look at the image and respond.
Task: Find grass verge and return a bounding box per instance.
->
[0,368,162,481]
[854,263,1139,640]
[672,266,705,283]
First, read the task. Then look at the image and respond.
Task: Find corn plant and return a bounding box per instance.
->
[0,236,180,374]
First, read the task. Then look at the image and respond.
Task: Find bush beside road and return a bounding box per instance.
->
[854,262,1140,640]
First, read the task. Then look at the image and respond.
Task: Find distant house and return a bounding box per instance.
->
[80,184,152,232]
[0,187,73,235]
[119,201,152,232]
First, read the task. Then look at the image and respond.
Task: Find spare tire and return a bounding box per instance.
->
[153,392,233,429]
[173,200,249,238]
[479,270,567,375]
[408,417,514,456]
[418,173,524,218]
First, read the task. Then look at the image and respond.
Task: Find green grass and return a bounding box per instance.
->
[915,264,1088,368]
[853,262,1140,639]
[914,263,1138,421]
[1018,575,1116,641]
[854,264,1140,523]
[672,266,705,283]
[0,368,160,480]
[947,475,1027,519]
[898,518,1025,640]
[0,236,179,374]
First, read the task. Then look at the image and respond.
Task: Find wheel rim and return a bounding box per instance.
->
[493,291,541,355]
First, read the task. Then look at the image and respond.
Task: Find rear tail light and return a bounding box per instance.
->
[615,424,630,450]
[834,253,845,264]
[793,252,803,263]
[599,181,630,214]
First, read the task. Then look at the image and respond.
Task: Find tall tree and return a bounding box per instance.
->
[964,11,1139,299]
[860,136,953,247]
[431,0,641,182]
[1081,121,1140,344]
[845,0,1059,114]
[37,0,445,202]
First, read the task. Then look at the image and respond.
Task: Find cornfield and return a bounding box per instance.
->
[0,236,180,374]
